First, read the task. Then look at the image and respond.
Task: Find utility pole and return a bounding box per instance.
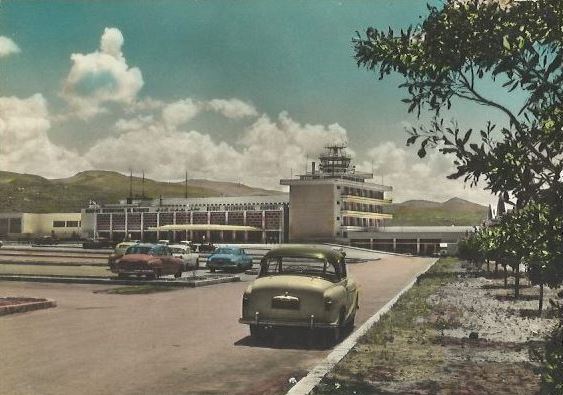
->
[141,170,145,199]
[129,168,133,200]
[185,171,188,199]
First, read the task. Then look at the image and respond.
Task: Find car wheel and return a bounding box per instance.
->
[174,268,182,278]
[152,269,161,280]
[344,312,356,335]
[195,259,200,270]
[117,273,127,279]
[324,311,344,347]
[210,267,216,273]
[250,325,267,340]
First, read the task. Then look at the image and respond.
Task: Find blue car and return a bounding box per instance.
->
[207,247,253,273]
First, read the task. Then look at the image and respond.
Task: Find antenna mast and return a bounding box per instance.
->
[185,171,188,199]
[129,169,133,199]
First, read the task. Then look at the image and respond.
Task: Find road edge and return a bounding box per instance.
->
[286,257,439,395]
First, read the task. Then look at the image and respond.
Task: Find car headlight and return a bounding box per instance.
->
[324,297,333,311]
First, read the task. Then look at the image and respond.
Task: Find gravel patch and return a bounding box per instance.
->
[428,276,558,343]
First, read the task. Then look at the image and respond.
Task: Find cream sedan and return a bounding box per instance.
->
[239,246,358,344]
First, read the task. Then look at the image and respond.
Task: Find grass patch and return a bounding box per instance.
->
[94,285,180,295]
[313,257,460,394]
[313,257,544,395]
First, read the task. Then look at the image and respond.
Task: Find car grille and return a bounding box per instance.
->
[271,295,300,310]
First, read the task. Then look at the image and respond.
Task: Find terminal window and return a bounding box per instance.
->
[53,221,66,228]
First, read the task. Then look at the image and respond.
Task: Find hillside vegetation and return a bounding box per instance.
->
[385,197,487,226]
[0,170,280,213]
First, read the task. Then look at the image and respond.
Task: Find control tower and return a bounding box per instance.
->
[280,143,392,242]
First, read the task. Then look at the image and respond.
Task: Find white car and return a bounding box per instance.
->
[169,244,200,270]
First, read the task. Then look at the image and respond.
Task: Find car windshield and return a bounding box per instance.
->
[125,245,155,255]
[170,247,186,254]
[214,248,237,255]
[259,256,339,282]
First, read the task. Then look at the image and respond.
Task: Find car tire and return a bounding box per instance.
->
[195,259,200,270]
[174,268,182,278]
[152,269,161,280]
[210,267,216,273]
[250,325,267,340]
[117,273,127,279]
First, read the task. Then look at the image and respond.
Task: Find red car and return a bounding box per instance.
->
[113,243,185,279]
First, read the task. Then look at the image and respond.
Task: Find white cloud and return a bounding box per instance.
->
[62,27,144,119]
[82,111,346,189]
[0,36,20,57]
[0,94,88,177]
[357,141,493,205]
[207,98,258,119]
[162,99,201,128]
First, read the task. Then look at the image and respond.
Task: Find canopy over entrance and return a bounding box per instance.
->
[147,224,262,232]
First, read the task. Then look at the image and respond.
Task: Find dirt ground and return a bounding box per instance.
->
[0,254,433,395]
[315,259,559,395]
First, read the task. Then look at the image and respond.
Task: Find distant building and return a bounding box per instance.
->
[348,225,475,255]
[80,195,289,243]
[0,212,82,239]
[280,144,393,242]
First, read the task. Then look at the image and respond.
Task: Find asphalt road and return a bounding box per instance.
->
[0,254,434,395]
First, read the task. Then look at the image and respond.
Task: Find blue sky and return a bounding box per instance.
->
[0,0,510,204]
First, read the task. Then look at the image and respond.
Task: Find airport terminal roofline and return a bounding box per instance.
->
[147,224,262,232]
[280,177,392,191]
[104,194,290,208]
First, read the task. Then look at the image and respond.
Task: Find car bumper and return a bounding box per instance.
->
[239,317,338,329]
[111,269,154,275]
[207,262,238,268]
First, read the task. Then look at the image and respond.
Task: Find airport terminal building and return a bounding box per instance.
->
[80,195,289,244]
[77,144,473,254]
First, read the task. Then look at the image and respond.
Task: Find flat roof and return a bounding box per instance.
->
[147,224,262,232]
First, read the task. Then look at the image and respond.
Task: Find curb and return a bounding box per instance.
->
[286,258,439,395]
[0,298,56,316]
[0,261,108,267]
[0,274,240,287]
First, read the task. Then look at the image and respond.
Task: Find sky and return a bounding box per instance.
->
[0,0,512,204]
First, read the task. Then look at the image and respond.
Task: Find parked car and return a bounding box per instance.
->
[157,239,170,245]
[108,241,139,271]
[82,237,113,249]
[239,246,358,344]
[198,242,216,253]
[169,244,200,270]
[207,246,253,273]
[179,240,195,249]
[33,235,59,245]
[112,243,185,279]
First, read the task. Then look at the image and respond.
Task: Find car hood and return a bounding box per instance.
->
[249,275,335,293]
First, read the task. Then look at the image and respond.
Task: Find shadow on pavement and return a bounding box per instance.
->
[234,327,353,351]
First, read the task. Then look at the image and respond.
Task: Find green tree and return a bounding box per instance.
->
[354,0,563,209]
[353,0,563,288]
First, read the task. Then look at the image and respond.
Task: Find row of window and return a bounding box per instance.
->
[341,202,383,213]
[341,187,385,200]
[53,221,81,228]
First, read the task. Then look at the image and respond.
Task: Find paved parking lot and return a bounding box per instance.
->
[0,254,434,395]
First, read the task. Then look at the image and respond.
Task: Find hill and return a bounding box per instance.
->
[385,197,487,226]
[0,170,283,213]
